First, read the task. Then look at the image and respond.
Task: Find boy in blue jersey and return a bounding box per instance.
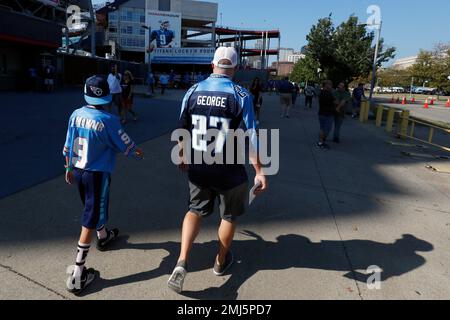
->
[63,75,143,295]
[150,20,175,48]
[167,47,268,293]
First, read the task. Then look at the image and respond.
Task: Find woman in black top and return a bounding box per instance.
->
[121,71,138,124]
[250,77,263,123]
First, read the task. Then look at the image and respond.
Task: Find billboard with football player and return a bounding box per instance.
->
[145,10,181,51]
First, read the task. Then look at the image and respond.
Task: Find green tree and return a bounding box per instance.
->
[290,55,320,84]
[378,68,412,88]
[409,50,435,87]
[409,44,450,93]
[303,15,396,85]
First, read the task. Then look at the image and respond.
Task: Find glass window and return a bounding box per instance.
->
[140,28,145,35]
[109,27,117,33]
[127,26,132,34]
[109,12,118,21]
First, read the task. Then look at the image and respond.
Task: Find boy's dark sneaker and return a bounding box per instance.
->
[213,251,234,276]
[168,262,187,293]
[96,228,119,252]
[66,267,97,296]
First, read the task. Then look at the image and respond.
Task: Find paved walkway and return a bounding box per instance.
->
[1,93,449,300]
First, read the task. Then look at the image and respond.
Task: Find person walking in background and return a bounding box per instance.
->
[29,66,38,92]
[317,80,335,149]
[250,77,263,124]
[183,72,190,89]
[304,83,315,109]
[292,82,300,107]
[121,71,138,124]
[159,72,170,95]
[169,69,175,89]
[352,83,366,118]
[44,62,55,93]
[333,82,351,144]
[107,65,123,121]
[146,71,155,95]
[278,77,295,118]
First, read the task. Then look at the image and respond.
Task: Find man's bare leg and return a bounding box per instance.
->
[217,219,236,265]
[178,212,202,264]
[169,212,202,293]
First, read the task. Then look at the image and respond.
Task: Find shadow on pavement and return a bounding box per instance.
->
[80,230,433,299]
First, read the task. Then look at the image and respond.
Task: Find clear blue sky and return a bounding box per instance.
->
[94,0,450,59]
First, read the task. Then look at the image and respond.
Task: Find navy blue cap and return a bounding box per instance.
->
[84,75,112,106]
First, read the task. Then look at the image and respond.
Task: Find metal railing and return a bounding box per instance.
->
[359,101,450,152]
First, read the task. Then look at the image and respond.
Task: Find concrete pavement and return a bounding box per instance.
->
[1,93,450,300]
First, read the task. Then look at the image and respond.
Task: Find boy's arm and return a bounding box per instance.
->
[62,118,74,184]
[106,119,143,160]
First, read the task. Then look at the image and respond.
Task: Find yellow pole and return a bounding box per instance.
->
[359,101,366,123]
[399,110,410,140]
[428,128,434,144]
[376,105,384,127]
[365,101,371,121]
[386,108,395,133]
[410,121,415,138]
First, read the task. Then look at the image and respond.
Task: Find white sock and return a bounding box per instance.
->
[97,226,107,240]
[74,242,90,278]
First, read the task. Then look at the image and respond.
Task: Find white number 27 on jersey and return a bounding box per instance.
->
[72,137,88,169]
[192,115,230,153]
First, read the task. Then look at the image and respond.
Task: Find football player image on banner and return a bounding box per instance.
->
[146,10,181,51]
[151,20,175,48]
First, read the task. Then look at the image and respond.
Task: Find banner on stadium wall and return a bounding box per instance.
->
[145,10,181,54]
[151,47,215,65]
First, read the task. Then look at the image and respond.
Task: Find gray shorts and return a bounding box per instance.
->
[188,182,248,222]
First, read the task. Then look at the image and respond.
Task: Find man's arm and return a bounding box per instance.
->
[239,90,268,194]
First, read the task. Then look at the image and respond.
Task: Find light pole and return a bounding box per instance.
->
[141,25,152,73]
[369,21,382,102]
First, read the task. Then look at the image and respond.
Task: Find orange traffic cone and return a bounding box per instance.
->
[446,98,450,108]
[430,98,434,105]
[402,97,407,105]
[424,99,429,109]
[411,97,415,104]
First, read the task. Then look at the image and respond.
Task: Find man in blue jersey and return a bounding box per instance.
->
[63,75,143,295]
[150,20,175,48]
[167,47,268,293]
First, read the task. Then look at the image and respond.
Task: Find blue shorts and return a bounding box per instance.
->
[73,169,111,230]
[319,115,334,135]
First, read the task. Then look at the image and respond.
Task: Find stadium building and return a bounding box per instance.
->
[0,0,97,90]
[96,0,218,65]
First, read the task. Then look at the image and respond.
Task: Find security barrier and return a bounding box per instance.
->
[372,104,450,152]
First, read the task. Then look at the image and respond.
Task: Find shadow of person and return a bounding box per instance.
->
[181,231,433,300]
[79,232,433,299]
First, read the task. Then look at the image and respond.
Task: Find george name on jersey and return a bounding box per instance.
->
[196,95,227,108]
[72,116,105,132]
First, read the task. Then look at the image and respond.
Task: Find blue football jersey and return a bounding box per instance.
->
[179,74,258,190]
[63,107,138,173]
[151,29,175,47]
